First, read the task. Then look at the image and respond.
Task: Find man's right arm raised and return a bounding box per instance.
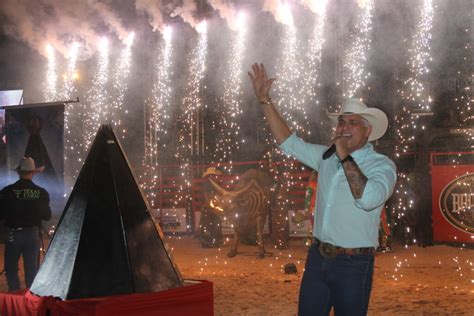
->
[248,63,291,144]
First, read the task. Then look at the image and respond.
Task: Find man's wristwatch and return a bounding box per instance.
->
[340,155,354,164]
[259,97,272,105]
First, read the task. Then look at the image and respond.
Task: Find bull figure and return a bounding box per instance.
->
[205,168,273,259]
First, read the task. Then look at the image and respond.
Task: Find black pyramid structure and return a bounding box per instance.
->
[30,125,183,300]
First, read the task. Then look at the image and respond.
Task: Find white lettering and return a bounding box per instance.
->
[451,193,473,213]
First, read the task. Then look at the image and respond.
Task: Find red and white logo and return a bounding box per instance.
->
[439,173,474,234]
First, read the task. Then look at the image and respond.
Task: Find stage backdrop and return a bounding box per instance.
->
[430,152,473,243]
[4,103,64,215]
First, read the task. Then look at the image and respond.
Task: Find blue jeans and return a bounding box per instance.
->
[4,227,40,291]
[298,242,374,316]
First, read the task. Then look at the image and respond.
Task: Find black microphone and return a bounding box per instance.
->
[322,144,336,160]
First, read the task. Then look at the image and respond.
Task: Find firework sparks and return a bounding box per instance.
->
[343,0,374,99]
[394,0,435,157]
[177,21,208,160]
[391,1,435,247]
[83,37,111,149]
[298,0,328,128]
[401,0,434,112]
[146,27,174,165]
[44,43,58,101]
[212,12,248,169]
[143,27,174,207]
[266,3,313,249]
[109,32,134,140]
[60,42,80,100]
[63,41,82,184]
[167,22,209,228]
[273,4,308,136]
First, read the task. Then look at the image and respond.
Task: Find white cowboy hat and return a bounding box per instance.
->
[202,167,222,177]
[15,157,45,173]
[327,98,388,141]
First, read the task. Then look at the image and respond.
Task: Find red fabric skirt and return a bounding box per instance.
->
[0,280,213,316]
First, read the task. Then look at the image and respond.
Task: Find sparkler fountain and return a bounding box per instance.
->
[10,2,468,310]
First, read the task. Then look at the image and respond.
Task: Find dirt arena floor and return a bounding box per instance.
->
[0,236,472,315]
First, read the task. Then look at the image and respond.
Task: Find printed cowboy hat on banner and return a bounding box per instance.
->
[15,157,45,173]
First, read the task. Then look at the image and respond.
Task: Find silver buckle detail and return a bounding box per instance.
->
[319,242,337,258]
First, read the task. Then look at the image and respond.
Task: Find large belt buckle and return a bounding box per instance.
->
[319,242,337,258]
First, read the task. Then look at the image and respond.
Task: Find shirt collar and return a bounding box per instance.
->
[333,142,373,164]
[17,178,34,184]
[351,142,373,160]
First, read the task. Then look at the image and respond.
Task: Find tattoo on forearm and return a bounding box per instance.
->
[342,160,368,199]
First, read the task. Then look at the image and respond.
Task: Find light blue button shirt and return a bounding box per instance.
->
[280,133,397,248]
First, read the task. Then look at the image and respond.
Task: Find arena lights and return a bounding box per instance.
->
[356,0,369,8]
[98,37,109,54]
[45,43,54,59]
[71,71,80,81]
[304,0,328,16]
[315,0,328,16]
[67,42,80,61]
[124,32,135,48]
[280,2,294,26]
[196,20,208,34]
[236,11,247,31]
[163,25,173,43]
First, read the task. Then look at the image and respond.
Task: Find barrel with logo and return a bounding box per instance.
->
[430,152,473,243]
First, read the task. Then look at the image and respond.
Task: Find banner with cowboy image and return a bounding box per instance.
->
[3,103,64,216]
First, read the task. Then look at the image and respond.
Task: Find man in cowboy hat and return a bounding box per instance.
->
[248,63,396,315]
[0,157,51,291]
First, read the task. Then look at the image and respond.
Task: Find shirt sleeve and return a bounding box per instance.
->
[279,133,327,171]
[354,157,397,211]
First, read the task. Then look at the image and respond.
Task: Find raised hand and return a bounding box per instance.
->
[248,63,275,102]
[247,63,291,143]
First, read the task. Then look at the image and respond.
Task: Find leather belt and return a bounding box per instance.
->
[314,238,375,258]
